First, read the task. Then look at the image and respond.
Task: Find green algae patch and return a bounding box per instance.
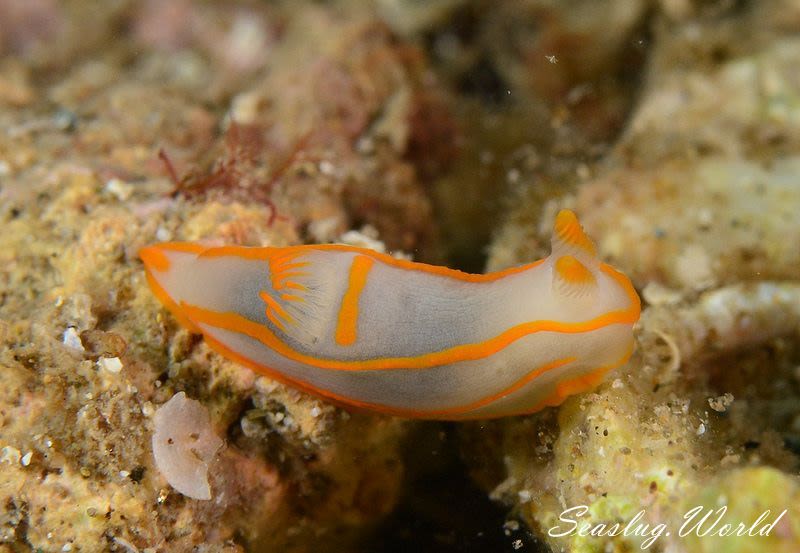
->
[542,494,665,553]
[680,467,800,553]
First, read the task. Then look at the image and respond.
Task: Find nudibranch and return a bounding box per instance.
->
[140,210,640,419]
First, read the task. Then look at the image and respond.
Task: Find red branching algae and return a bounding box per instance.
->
[160,123,313,227]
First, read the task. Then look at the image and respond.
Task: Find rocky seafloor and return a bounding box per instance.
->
[1,1,799,552]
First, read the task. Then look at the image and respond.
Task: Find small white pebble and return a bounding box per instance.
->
[517,489,532,503]
[319,160,335,176]
[155,226,172,242]
[0,159,10,176]
[229,90,262,124]
[697,422,706,435]
[98,356,123,374]
[105,178,134,201]
[339,227,387,253]
[513,539,523,550]
[612,379,624,389]
[503,520,520,531]
[545,54,558,64]
[119,470,130,479]
[62,544,73,552]
[309,406,322,418]
[20,452,32,466]
[62,327,84,351]
[142,401,155,417]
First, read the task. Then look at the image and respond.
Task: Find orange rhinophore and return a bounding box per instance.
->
[140,210,641,419]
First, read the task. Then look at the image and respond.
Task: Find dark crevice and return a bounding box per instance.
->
[367,423,548,553]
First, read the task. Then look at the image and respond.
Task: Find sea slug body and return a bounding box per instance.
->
[139,210,640,419]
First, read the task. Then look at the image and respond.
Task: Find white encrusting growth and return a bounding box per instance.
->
[152,392,224,500]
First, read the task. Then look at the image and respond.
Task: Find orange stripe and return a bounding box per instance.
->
[281,294,305,303]
[334,256,374,346]
[269,251,300,264]
[138,242,208,273]
[350,340,633,421]
[272,261,309,272]
[139,246,172,272]
[273,271,310,285]
[195,331,446,418]
[180,267,638,373]
[197,331,373,410]
[269,253,310,293]
[191,325,632,420]
[554,368,606,398]
[197,243,545,283]
[264,308,286,332]
[423,357,574,417]
[149,242,639,318]
[492,339,635,418]
[269,252,297,263]
[192,322,556,419]
[259,291,294,324]
[281,281,308,291]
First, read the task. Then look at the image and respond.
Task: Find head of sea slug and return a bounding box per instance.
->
[539,210,641,402]
[549,209,641,323]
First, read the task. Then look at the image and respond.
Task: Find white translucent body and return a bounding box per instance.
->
[145,236,639,419]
